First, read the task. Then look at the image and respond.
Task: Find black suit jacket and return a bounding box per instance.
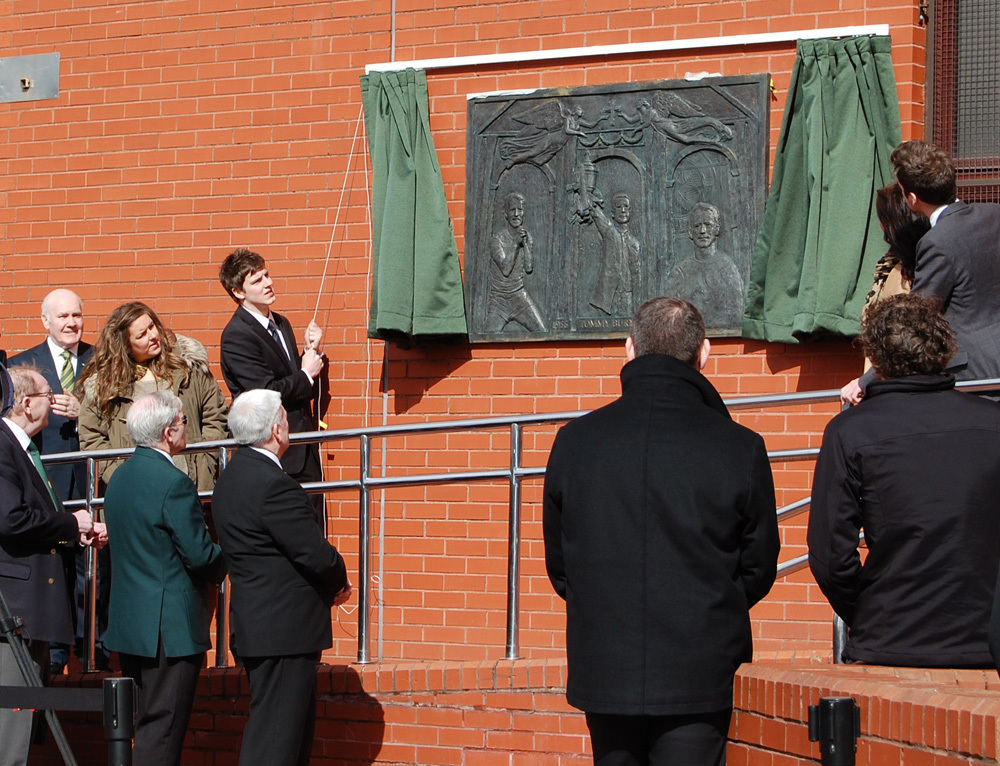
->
[220,308,317,477]
[211,447,347,657]
[10,341,94,501]
[0,420,77,644]
[913,201,1000,381]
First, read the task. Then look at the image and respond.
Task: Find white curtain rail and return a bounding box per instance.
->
[364,24,890,74]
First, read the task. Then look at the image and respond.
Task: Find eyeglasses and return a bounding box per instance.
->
[25,390,55,403]
[168,414,189,432]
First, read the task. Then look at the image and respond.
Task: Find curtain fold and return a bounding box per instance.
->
[360,69,468,344]
[742,35,902,343]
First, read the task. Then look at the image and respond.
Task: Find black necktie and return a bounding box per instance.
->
[267,319,289,360]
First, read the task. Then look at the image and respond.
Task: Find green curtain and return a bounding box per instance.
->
[360,68,468,343]
[742,36,902,342]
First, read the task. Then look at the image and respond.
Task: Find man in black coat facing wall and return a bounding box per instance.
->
[543,297,779,766]
[212,389,351,766]
[811,293,1000,667]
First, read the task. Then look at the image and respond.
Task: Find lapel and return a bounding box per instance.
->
[237,308,294,374]
[0,420,62,513]
[26,341,92,394]
[30,344,62,393]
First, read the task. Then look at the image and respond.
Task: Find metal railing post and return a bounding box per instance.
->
[505,423,523,660]
[214,446,231,668]
[83,457,99,673]
[357,434,372,664]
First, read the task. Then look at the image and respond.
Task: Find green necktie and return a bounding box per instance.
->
[27,441,61,510]
[59,349,75,394]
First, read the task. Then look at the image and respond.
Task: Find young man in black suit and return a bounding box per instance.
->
[10,288,109,674]
[212,389,351,766]
[218,249,327,527]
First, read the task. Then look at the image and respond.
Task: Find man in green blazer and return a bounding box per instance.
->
[103,390,226,766]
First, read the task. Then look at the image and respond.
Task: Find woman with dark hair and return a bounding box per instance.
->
[78,302,228,491]
[840,183,932,404]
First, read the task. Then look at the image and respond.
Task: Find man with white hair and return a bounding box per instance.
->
[102,390,225,766]
[212,389,352,766]
[11,288,103,674]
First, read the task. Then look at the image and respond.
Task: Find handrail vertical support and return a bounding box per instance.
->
[357,434,372,663]
[505,423,523,660]
[215,446,231,667]
[83,457,99,672]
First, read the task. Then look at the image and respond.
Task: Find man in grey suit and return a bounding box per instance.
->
[10,288,109,673]
[892,140,1000,383]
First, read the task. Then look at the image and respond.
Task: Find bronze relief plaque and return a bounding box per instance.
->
[464,75,770,341]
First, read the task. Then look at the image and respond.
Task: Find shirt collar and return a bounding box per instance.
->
[151,446,174,464]
[929,203,952,227]
[240,304,273,329]
[250,446,283,468]
[2,418,32,451]
[46,335,79,360]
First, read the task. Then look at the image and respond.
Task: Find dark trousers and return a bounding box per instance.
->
[240,652,319,766]
[290,444,326,536]
[120,646,203,766]
[585,709,732,766]
[50,545,111,670]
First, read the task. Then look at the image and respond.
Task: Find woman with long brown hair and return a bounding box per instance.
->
[78,302,228,491]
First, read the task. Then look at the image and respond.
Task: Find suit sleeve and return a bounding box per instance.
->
[0,443,78,548]
[220,320,314,407]
[739,436,779,608]
[161,474,227,585]
[542,431,568,600]
[807,421,864,624]
[260,475,347,601]
[192,370,229,442]
[912,237,956,309]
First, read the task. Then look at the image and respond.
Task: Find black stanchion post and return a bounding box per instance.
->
[809,696,861,766]
[103,677,135,766]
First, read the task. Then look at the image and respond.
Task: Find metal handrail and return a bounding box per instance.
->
[45,379,1000,669]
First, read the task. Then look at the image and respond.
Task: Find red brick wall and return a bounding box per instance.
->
[1,0,926,665]
[36,661,1000,765]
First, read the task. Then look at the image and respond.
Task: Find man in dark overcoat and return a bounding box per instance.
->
[543,297,779,766]
[212,389,351,766]
[0,365,101,766]
[811,293,1000,667]
[103,391,226,765]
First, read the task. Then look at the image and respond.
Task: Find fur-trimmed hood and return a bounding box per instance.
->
[173,334,210,376]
